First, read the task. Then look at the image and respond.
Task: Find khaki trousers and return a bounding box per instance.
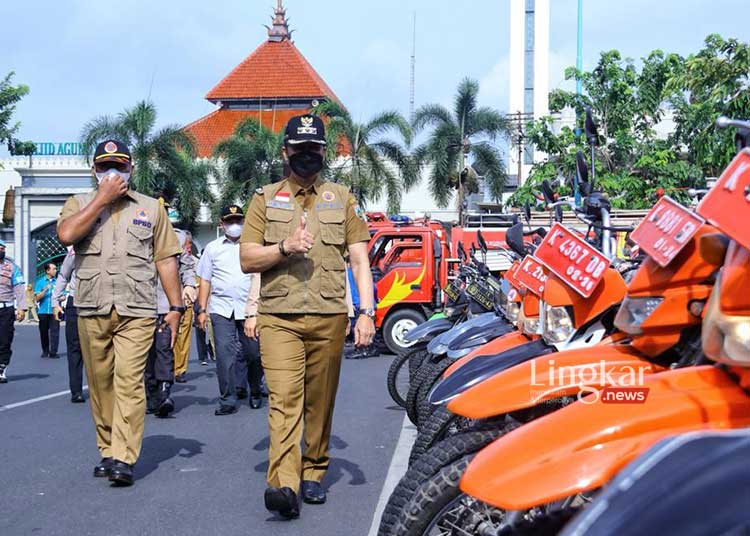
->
[78,309,156,464]
[258,313,348,492]
[173,307,194,376]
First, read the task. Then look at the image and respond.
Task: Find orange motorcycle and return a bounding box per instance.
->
[393,119,750,535]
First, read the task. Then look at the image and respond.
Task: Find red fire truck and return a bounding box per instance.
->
[368,214,515,354]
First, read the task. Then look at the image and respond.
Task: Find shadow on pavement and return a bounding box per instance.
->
[7,373,50,382]
[136,435,205,479]
[171,395,217,414]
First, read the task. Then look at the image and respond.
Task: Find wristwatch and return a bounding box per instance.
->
[359,307,376,320]
[196,307,207,315]
[170,305,187,314]
[279,240,291,257]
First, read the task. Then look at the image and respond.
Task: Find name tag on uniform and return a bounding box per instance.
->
[266,200,294,210]
[316,202,344,211]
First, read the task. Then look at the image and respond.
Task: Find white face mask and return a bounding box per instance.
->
[225,223,243,238]
[95,168,131,185]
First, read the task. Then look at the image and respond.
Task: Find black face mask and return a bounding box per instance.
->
[289,151,324,179]
[0,251,4,261]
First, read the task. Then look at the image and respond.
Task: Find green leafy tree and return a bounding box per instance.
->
[510,50,703,209]
[213,117,285,213]
[154,150,216,232]
[1,72,34,166]
[667,34,750,177]
[313,100,416,214]
[412,78,511,219]
[80,100,195,194]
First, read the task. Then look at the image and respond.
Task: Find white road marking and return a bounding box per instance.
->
[0,386,88,412]
[368,414,418,536]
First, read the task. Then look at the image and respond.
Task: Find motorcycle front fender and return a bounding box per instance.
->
[427,312,495,355]
[447,318,513,352]
[431,339,552,406]
[443,332,530,378]
[561,429,750,536]
[460,366,750,511]
[447,343,663,419]
[403,317,454,345]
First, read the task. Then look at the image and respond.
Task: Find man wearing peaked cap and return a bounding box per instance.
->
[240,115,375,519]
[57,139,184,486]
[196,204,264,415]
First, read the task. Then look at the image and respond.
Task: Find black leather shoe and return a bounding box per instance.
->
[301,480,327,504]
[175,374,187,383]
[250,396,262,409]
[214,405,238,416]
[156,382,174,417]
[236,388,248,400]
[264,487,299,519]
[49,353,60,359]
[71,393,85,403]
[109,460,134,486]
[93,457,113,477]
[40,352,49,358]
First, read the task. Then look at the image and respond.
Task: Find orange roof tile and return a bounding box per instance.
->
[184,108,307,158]
[205,40,339,102]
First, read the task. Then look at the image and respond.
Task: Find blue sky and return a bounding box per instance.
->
[2,0,748,155]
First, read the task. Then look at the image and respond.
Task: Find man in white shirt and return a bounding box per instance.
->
[196,205,263,415]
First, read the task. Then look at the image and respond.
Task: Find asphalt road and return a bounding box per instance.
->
[0,323,404,536]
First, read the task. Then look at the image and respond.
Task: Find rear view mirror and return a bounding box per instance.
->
[477,230,488,253]
[505,223,526,257]
[541,180,556,204]
[458,241,467,262]
[585,106,599,146]
[576,151,591,195]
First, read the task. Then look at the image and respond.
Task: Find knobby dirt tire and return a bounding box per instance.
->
[405,356,445,425]
[377,430,499,536]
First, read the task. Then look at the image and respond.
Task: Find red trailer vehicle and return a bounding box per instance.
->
[368,214,516,354]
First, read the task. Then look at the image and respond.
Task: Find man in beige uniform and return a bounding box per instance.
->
[241,115,375,519]
[57,139,183,487]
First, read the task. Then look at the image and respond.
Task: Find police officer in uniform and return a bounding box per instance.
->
[240,115,375,518]
[0,239,27,383]
[57,139,184,486]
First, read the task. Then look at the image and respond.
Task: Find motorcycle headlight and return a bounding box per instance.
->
[614,296,665,336]
[543,305,575,344]
[506,301,520,324]
[523,315,540,335]
[506,290,520,323]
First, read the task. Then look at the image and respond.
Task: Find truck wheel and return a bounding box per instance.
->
[382,309,426,355]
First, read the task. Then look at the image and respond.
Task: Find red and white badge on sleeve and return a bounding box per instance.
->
[630,196,704,268]
[534,223,609,298]
[697,149,750,249]
[514,255,548,296]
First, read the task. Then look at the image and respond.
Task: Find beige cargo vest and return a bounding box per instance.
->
[72,190,161,318]
[259,179,349,315]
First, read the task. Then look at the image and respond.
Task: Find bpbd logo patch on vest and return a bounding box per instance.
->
[133,208,152,228]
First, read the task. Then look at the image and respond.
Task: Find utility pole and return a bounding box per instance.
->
[410,12,416,122]
[574,0,584,205]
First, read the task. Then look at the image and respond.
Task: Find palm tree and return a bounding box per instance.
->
[80,100,195,194]
[412,78,512,221]
[312,101,416,214]
[213,117,285,212]
[153,151,216,232]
